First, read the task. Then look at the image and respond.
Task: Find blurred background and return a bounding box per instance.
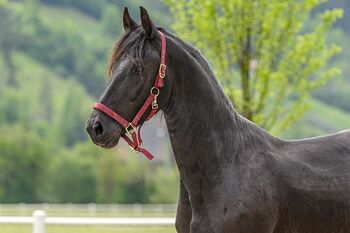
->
[0,0,349,232]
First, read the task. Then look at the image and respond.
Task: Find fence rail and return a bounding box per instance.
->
[0,203,177,220]
[0,203,176,211]
[0,210,175,233]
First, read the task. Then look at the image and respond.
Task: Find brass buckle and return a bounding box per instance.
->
[125,123,136,134]
[159,64,166,79]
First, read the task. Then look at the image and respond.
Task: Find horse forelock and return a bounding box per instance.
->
[107,27,145,80]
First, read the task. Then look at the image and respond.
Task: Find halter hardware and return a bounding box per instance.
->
[151,87,160,110]
[125,123,136,134]
[150,87,160,96]
[159,64,166,79]
[93,31,167,160]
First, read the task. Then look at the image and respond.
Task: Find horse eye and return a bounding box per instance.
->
[137,66,144,74]
[130,66,143,75]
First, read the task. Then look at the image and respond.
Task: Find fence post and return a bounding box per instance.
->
[33,210,46,233]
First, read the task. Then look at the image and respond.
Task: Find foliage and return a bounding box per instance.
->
[164,0,343,133]
[101,5,122,38]
[86,152,184,204]
[15,2,108,96]
[96,149,152,203]
[0,0,21,87]
[48,142,178,203]
[313,28,350,112]
[317,0,350,32]
[56,82,89,147]
[146,165,179,203]
[0,125,48,202]
[96,150,129,203]
[41,0,105,18]
[0,88,29,124]
[48,144,98,203]
[283,98,350,139]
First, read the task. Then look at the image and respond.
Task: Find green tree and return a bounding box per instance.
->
[101,5,122,38]
[0,0,20,87]
[0,125,48,202]
[99,153,150,203]
[56,82,89,147]
[96,151,130,203]
[39,77,53,123]
[41,0,106,18]
[146,166,179,203]
[0,88,29,124]
[49,143,97,203]
[164,0,343,133]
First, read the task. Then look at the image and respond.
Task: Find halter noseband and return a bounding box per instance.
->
[93,31,167,160]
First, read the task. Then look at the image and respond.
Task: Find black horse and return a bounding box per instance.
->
[86,7,350,233]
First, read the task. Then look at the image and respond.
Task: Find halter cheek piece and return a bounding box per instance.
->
[92,31,167,160]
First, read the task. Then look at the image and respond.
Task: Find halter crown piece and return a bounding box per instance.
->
[92,31,167,160]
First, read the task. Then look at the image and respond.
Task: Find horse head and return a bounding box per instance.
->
[86,7,172,155]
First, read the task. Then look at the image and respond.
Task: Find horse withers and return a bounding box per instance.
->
[86,7,350,233]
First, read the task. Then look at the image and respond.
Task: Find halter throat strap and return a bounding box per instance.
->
[93,31,167,160]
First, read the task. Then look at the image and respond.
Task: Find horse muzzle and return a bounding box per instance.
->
[86,112,122,148]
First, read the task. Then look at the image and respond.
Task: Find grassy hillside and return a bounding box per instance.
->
[0,50,93,148]
[12,51,93,117]
[283,99,350,139]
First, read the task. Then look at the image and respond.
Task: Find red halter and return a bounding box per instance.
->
[93,31,167,160]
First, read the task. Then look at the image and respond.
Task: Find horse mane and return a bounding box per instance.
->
[161,29,237,115]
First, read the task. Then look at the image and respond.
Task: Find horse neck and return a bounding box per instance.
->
[162,36,276,168]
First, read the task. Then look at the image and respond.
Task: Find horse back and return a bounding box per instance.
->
[273,129,350,233]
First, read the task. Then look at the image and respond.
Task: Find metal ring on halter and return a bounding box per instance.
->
[150,87,160,96]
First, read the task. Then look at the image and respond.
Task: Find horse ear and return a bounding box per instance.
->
[140,6,157,39]
[123,7,137,31]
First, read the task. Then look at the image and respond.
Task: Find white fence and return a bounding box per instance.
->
[0,210,175,233]
[0,204,176,233]
[0,203,177,216]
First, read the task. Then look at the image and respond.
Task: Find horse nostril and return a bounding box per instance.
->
[93,122,104,137]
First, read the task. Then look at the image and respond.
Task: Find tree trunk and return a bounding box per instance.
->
[240,28,252,120]
[3,48,17,87]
